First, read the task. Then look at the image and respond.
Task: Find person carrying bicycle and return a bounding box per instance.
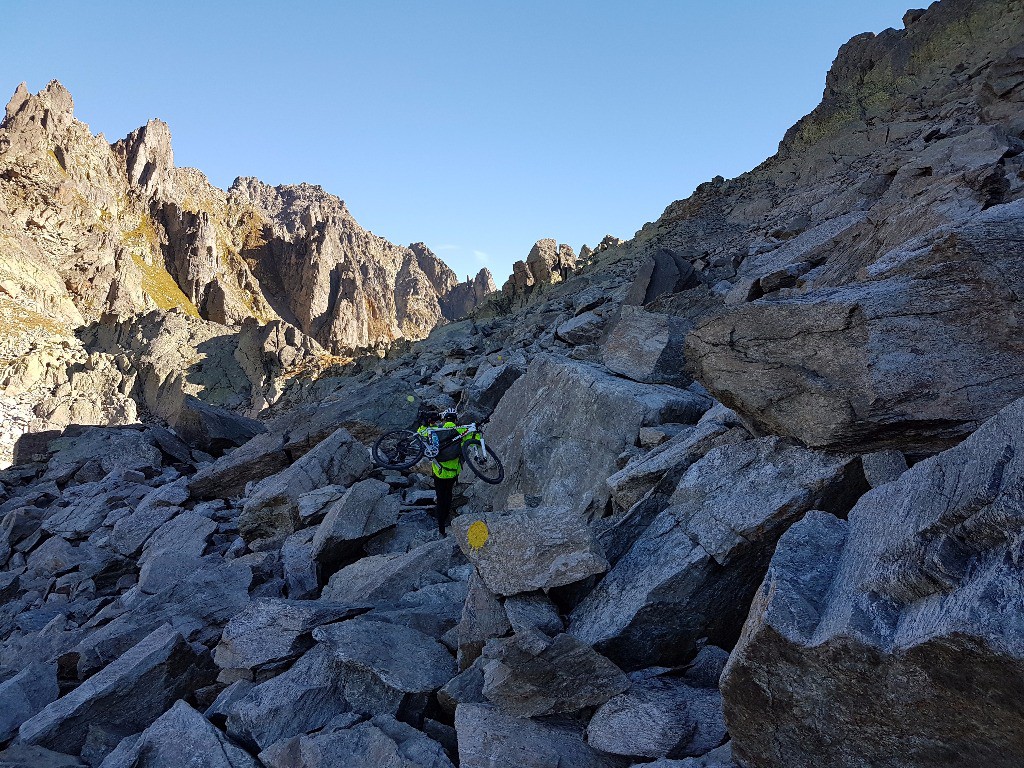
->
[417,407,473,535]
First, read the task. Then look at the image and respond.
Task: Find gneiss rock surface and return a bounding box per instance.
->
[480,628,629,717]
[455,703,628,768]
[258,714,455,768]
[311,478,400,574]
[570,437,866,670]
[312,618,456,697]
[238,427,372,541]
[653,0,1024,455]
[587,647,729,760]
[451,506,609,596]
[722,395,1024,768]
[0,661,59,742]
[471,354,712,518]
[213,599,367,679]
[98,700,259,768]
[17,623,213,755]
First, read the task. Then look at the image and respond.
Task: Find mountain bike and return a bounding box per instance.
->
[372,422,504,484]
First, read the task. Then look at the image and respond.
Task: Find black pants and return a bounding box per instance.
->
[433,476,456,534]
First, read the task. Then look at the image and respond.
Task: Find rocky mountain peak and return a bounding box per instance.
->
[115,119,174,197]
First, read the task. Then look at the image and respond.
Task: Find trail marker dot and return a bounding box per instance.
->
[407,395,415,402]
[467,520,489,551]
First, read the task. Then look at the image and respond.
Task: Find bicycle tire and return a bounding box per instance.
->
[462,438,504,484]
[372,430,425,470]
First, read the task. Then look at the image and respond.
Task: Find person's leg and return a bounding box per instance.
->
[434,476,455,534]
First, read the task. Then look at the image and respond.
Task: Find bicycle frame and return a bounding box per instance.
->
[420,422,484,458]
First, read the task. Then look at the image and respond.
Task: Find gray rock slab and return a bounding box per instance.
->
[109,479,190,557]
[588,670,698,759]
[71,560,251,679]
[296,484,346,523]
[602,305,693,387]
[322,538,455,604]
[0,661,58,742]
[42,429,162,485]
[556,309,606,345]
[463,362,524,423]
[214,598,368,674]
[687,201,1024,454]
[469,354,712,518]
[18,623,211,754]
[311,478,399,568]
[225,641,407,751]
[258,714,454,768]
[606,421,745,513]
[451,506,608,596]
[437,660,486,716]
[239,428,372,541]
[457,570,510,670]
[860,449,909,488]
[139,510,216,566]
[369,580,469,640]
[504,593,563,635]
[455,703,627,768]
[281,527,318,599]
[42,483,149,539]
[570,437,866,669]
[189,431,290,501]
[481,629,629,717]
[171,395,265,456]
[314,619,456,693]
[589,651,728,760]
[0,745,85,767]
[98,700,258,768]
[204,679,254,726]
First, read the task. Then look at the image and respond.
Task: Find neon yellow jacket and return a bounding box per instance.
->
[416,421,471,479]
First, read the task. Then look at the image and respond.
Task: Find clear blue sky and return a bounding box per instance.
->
[4,0,915,283]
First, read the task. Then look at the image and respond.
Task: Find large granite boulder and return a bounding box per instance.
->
[258,714,454,768]
[605,421,747,513]
[455,703,627,768]
[480,629,629,717]
[461,362,525,424]
[170,395,265,455]
[213,599,367,678]
[224,644,356,751]
[588,647,729,760]
[69,559,252,680]
[451,506,608,596]
[687,199,1024,455]
[313,619,456,699]
[570,437,866,669]
[18,624,213,755]
[0,661,58,742]
[457,571,510,670]
[602,305,692,387]
[311,478,399,574]
[321,538,455,604]
[239,427,372,541]
[471,355,712,517]
[98,701,259,768]
[722,396,1024,768]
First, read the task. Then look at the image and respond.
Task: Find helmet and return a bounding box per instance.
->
[439,407,457,422]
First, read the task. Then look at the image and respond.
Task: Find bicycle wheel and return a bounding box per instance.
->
[462,439,504,484]
[372,430,425,470]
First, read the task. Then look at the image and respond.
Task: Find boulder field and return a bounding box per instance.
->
[1,0,1023,766]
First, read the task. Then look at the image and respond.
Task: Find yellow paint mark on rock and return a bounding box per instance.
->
[467,520,489,551]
